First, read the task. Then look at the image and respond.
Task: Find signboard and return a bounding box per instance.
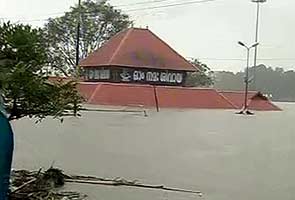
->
[119,69,185,85]
[86,69,110,80]
[84,67,186,86]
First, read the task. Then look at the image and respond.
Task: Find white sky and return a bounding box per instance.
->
[1,0,295,72]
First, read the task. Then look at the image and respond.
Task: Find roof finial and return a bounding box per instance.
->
[146,25,149,29]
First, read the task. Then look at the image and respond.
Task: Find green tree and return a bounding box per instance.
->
[0,22,81,121]
[214,64,295,102]
[214,71,244,91]
[185,58,214,87]
[43,0,132,75]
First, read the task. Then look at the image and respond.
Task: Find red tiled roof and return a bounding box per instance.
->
[77,82,235,109]
[77,83,98,101]
[47,77,281,111]
[220,91,281,111]
[82,83,156,107]
[248,98,281,111]
[219,91,257,109]
[157,87,234,109]
[79,28,197,72]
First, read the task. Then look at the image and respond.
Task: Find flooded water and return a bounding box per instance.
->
[12,103,295,200]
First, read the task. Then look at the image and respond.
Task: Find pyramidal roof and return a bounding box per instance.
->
[79,27,197,72]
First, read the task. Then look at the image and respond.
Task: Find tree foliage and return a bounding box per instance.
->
[185,59,214,87]
[44,0,132,74]
[214,64,295,102]
[213,71,244,91]
[0,22,81,121]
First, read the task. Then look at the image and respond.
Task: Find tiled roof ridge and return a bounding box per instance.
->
[217,92,238,109]
[108,28,133,65]
[144,28,199,71]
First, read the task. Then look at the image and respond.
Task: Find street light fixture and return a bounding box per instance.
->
[238,41,245,47]
[251,0,266,2]
[251,0,266,90]
[251,42,259,48]
[237,41,259,115]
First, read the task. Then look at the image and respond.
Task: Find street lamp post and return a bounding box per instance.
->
[251,0,266,90]
[238,41,259,115]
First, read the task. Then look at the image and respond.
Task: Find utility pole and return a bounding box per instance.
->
[153,85,160,112]
[75,0,82,68]
[73,0,81,117]
[251,0,266,90]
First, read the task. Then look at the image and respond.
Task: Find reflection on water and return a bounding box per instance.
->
[12,103,295,200]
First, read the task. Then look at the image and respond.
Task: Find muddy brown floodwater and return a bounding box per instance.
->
[12,103,295,200]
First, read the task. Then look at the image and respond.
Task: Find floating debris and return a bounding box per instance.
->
[10,168,87,200]
[10,168,203,199]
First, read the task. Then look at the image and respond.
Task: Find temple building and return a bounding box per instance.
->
[76,27,281,111]
[79,27,197,86]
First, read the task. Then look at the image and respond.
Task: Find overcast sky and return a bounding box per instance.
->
[1,0,294,72]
